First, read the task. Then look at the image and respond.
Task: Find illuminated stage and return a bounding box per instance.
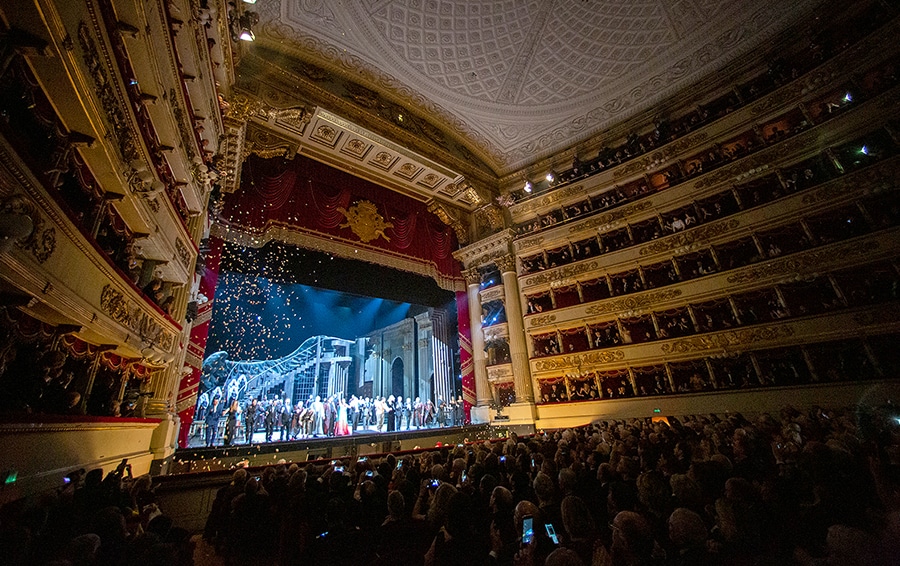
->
[171,424,494,475]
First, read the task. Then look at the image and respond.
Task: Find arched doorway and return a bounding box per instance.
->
[391,358,404,399]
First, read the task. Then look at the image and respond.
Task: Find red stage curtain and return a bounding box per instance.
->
[220,155,463,283]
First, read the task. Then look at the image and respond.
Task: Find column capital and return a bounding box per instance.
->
[494,254,517,274]
[462,268,481,286]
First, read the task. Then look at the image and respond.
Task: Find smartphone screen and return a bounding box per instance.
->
[522,515,534,545]
[461,470,467,483]
[545,523,559,545]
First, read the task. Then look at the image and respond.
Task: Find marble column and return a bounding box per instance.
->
[462,268,492,406]
[495,255,534,403]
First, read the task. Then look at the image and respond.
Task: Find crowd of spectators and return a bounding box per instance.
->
[0,459,192,566]
[196,402,900,565]
[508,2,893,211]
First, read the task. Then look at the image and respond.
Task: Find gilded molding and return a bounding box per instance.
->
[661,325,795,354]
[801,159,898,205]
[77,23,139,163]
[479,286,505,304]
[455,230,515,269]
[336,200,393,243]
[2,195,56,263]
[528,314,557,328]
[508,184,586,217]
[494,254,517,274]
[851,303,900,327]
[533,350,626,372]
[726,241,880,285]
[427,201,468,245]
[639,218,740,256]
[584,289,684,317]
[461,268,481,286]
[612,132,710,179]
[572,200,654,233]
[99,285,176,353]
[487,364,514,383]
[514,235,545,251]
[524,260,600,287]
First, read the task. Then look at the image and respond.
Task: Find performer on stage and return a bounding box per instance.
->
[425,399,436,428]
[204,397,222,447]
[280,399,292,441]
[413,397,423,429]
[349,395,360,432]
[403,397,412,430]
[223,399,239,447]
[264,400,276,442]
[244,398,257,444]
[335,397,350,436]
[312,396,325,436]
[386,395,396,432]
[436,396,446,428]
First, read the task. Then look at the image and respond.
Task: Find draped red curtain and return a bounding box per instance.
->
[220,155,462,283]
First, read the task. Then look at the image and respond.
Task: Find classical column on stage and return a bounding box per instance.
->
[462,268,492,421]
[494,255,536,428]
[495,255,533,403]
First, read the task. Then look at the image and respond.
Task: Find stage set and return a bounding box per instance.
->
[185,302,465,452]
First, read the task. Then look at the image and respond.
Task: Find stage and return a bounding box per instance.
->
[170,423,496,475]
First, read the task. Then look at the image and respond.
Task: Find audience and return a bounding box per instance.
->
[3,401,898,565]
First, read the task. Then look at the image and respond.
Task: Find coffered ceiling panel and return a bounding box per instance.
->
[250,0,819,176]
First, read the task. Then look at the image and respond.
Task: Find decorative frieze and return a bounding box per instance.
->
[508,184,586,217]
[661,325,795,354]
[639,218,740,256]
[524,260,601,287]
[100,284,176,352]
[533,349,625,372]
[77,23,139,163]
[584,289,683,317]
[571,200,654,233]
[726,241,880,285]
[487,364,514,383]
[851,303,900,327]
[479,286,505,304]
[528,314,557,328]
[514,235,544,251]
[2,196,56,263]
[801,158,898,206]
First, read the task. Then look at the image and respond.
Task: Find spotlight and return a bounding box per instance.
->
[523,181,532,193]
[545,173,555,183]
[859,145,869,155]
[843,92,853,103]
[239,27,255,41]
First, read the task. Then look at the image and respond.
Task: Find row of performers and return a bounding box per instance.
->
[196,393,465,447]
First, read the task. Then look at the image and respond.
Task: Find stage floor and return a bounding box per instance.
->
[183,422,464,448]
[171,423,493,475]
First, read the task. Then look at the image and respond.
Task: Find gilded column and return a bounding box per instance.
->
[495,255,534,403]
[463,268,491,406]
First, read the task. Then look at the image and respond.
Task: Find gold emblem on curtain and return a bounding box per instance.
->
[337,200,393,243]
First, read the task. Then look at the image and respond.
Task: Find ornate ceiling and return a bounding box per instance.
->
[245,0,818,181]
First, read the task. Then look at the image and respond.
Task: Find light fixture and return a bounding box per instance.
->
[239,27,254,41]
[545,172,555,183]
[243,0,257,3]
[524,181,532,193]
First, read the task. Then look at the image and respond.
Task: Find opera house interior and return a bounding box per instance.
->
[1,0,899,563]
